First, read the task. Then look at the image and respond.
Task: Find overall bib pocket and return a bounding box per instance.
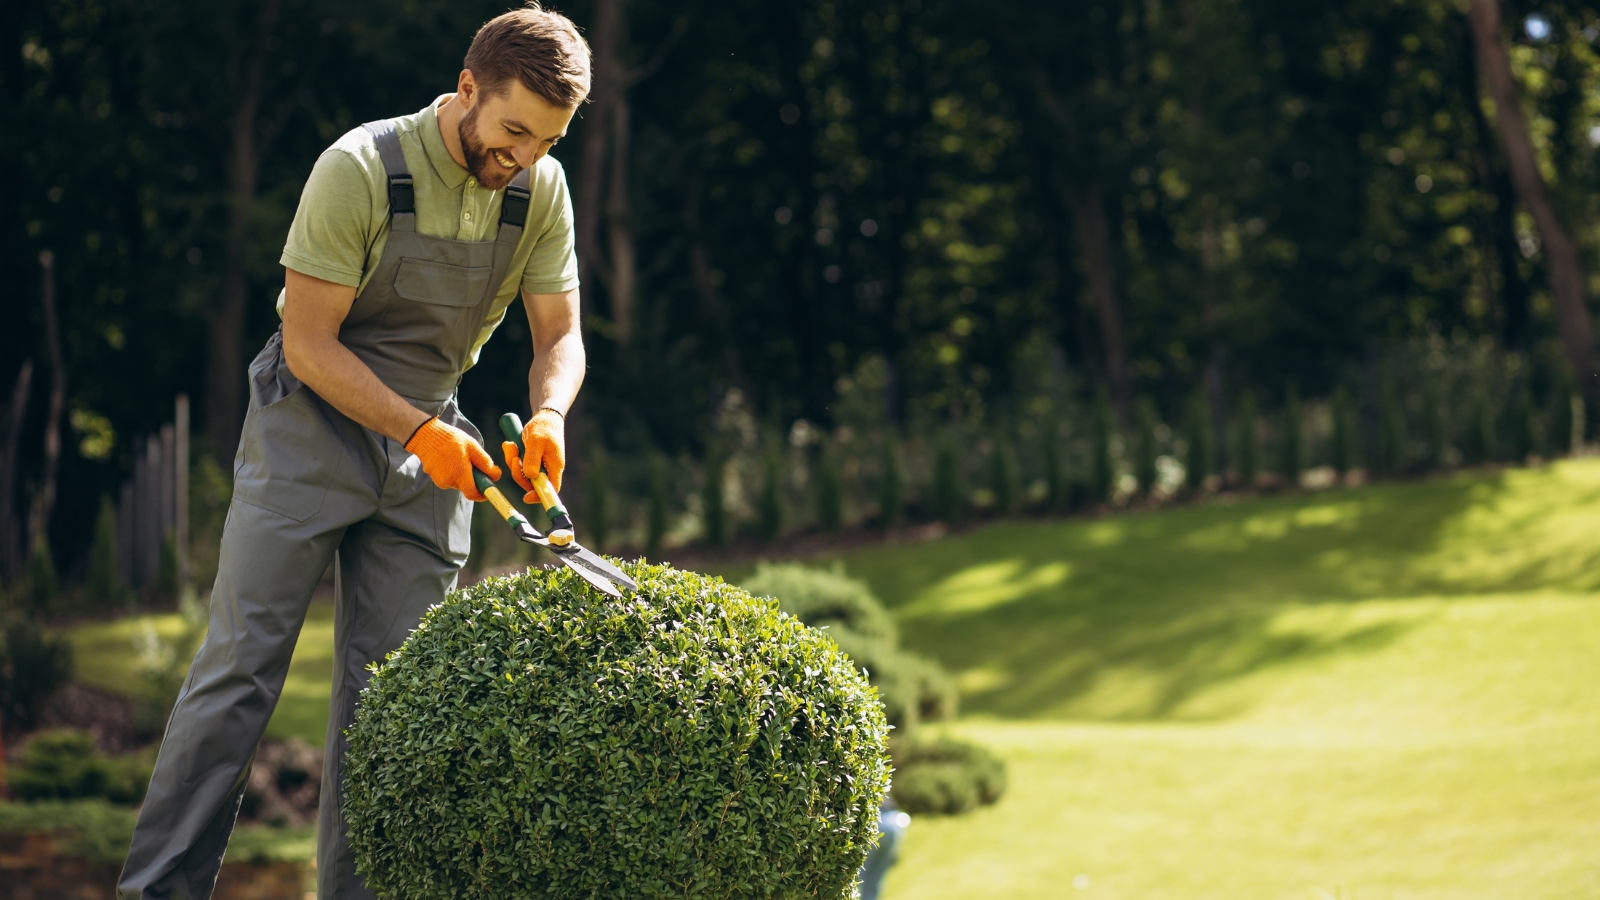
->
[393,257,492,307]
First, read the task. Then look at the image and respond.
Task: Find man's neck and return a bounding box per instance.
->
[436,93,469,170]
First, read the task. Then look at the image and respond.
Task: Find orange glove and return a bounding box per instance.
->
[501,407,566,500]
[405,417,501,502]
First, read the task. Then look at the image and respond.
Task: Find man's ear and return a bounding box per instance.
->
[457,69,478,107]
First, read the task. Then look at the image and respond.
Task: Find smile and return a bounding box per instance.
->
[492,149,516,169]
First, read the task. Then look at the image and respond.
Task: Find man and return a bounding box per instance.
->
[118,7,591,899]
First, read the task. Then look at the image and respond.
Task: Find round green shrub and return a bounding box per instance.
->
[889,735,1007,816]
[742,563,957,730]
[344,562,891,900]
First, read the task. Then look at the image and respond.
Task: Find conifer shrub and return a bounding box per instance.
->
[989,433,1017,515]
[1280,387,1302,487]
[646,455,670,557]
[931,434,963,524]
[1090,395,1115,502]
[344,564,890,900]
[759,441,785,542]
[586,447,611,552]
[1235,391,1259,487]
[1331,387,1354,479]
[703,441,727,547]
[1040,430,1065,512]
[1183,391,1211,492]
[86,496,126,610]
[878,436,903,530]
[1133,398,1158,495]
[814,442,844,532]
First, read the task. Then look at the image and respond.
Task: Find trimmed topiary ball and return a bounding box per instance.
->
[344,562,891,899]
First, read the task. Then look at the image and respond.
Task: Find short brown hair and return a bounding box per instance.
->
[464,4,592,108]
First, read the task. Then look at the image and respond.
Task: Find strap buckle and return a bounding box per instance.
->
[388,174,415,216]
[500,184,531,227]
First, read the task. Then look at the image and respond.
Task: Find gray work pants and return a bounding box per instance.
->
[118,379,475,900]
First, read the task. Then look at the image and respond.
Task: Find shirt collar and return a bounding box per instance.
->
[421,94,471,190]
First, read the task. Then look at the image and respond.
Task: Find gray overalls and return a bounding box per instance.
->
[119,119,534,900]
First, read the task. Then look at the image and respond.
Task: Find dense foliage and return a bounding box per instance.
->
[343,563,890,900]
[9,728,151,805]
[0,618,74,728]
[740,562,1004,815]
[888,734,1007,816]
[742,562,956,729]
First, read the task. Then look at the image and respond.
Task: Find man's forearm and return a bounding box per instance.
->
[528,330,585,415]
[284,333,431,443]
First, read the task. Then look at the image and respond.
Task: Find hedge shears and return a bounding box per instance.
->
[473,412,637,598]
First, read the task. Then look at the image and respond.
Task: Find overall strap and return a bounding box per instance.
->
[497,167,533,241]
[363,120,416,234]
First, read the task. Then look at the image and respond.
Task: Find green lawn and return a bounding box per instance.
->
[65,601,336,745]
[826,461,1600,899]
[63,460,1600,897]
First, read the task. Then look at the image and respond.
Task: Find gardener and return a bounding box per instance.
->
[117,7,591,899]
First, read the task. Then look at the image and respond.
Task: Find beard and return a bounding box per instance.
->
[458,103,519,190]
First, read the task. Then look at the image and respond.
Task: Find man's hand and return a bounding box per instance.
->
[406,417,502,502]
[502,408,566,498]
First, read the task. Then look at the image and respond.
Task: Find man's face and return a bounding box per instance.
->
[458,76,576,190]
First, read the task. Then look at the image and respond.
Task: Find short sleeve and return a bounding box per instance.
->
[520,166,581,295]
[280,150,375,287]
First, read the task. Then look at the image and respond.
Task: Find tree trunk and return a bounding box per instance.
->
[576,0,621,339]
[684,173,745,387]
[206,0,281,464]
[604,89,637,345]
[1063,179,1131,421]
[1457,23,1531,349]
[28,251,65,559]
[1466,0,1596,395]
[0,360,33,583]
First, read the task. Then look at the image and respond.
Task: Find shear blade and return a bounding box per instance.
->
[555,544,639,592]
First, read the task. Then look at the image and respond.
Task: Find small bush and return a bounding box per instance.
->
[0,799,139,864]
[742,563,897,646]
[742,564,957,731]
[10,729,151,805]
[345,564,890,900]
[0,618,74,729]
[889,735,1007,815]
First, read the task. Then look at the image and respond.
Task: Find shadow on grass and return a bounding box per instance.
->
[827,463,1600,721]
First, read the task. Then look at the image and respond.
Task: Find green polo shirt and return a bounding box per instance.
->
[277,94,579,366]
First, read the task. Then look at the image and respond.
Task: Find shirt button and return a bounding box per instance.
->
[467,177,476,186]
[463,211,472,220]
